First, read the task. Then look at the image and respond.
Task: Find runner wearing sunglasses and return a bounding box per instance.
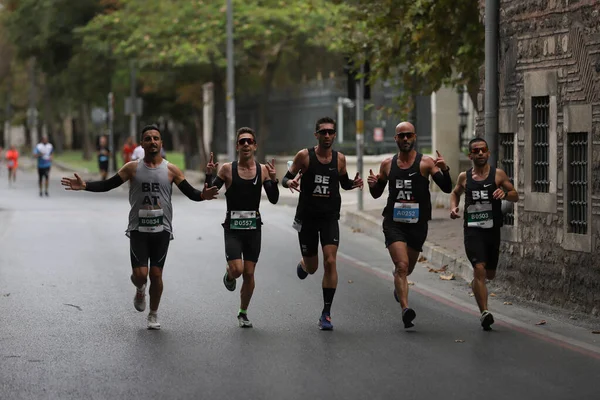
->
[449,137,518,331]
[282,116,363,330]
[367,121,452,329]
[205,127,280,328]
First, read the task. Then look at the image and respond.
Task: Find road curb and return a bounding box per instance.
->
[341,209,474,283]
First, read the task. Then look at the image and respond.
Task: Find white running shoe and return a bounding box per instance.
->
[147,313,161,330]
[133,284,146,312]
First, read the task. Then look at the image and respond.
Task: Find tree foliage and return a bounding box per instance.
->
[332,0,484,111]
[79,0,342,160]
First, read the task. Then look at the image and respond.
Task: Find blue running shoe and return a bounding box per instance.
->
[318,313,333,330]
[297,262,308,280]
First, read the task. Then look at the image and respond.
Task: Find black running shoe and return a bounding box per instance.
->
[402,308,416,329]
[480,311,494,331]
[297,262,308,280]
[223,271,236,292]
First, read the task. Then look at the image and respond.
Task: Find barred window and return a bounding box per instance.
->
[500,133,515,226]
[532,96,550,193]
[567,133,588,235]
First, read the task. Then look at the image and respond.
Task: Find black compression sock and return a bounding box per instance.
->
[322,288,336,314]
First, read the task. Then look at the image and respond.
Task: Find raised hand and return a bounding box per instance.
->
[450,206,461,219]
[201,183,219,200]
[61,173,86,191]
[434,150,447,171]
[352,172,363,189]
[266,158,277,181]
[367,169,379,188]
[206,152,219,175]
[288,170,302,193]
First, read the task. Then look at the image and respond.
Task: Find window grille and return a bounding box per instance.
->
[532,96,550,193]
[500,133,515,225]
[567,133,588,235]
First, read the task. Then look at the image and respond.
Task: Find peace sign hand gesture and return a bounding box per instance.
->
[288,170,302,193]
[206,152,219,175]
[266,158,277,181]
[61,173,86,191]
[434,150,447,171]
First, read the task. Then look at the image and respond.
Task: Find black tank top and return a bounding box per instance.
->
[464,167,503,229]
[296,147,341,220]
[383,153,432,224]
[224,161,263,225]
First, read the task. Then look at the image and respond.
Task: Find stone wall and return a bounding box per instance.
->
[480,0,600,315]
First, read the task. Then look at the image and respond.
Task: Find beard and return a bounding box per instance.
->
[320,140,332,149]
[397,141,414,153]
[473,157,487,166]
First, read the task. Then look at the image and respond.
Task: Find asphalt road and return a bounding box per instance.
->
[1,171,599,400]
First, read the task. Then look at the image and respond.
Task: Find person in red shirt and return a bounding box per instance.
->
[5,145,19,185]
[122,137,136,164]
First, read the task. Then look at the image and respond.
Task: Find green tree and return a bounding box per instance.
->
[332,0,484,114]
[80,0,344,162]
[1,0,115,156]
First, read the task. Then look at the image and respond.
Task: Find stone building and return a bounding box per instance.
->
[477,0,600,315]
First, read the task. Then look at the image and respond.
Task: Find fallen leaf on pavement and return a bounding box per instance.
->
[418,255,427,262]
[352,228,362,233]
[2,293,10,297]
[469,293,474,297]
[490,293,497,297]
[592,331,600,334]
[503,302,513,305]
[408,281,415,286]
[427,265,448,274]
[455,339,465,343]
[440,274,455,281]
[348,280,354,284]
[536,320,547,326]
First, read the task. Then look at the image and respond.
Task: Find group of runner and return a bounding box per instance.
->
[1,136,54,195]
[61,117,518,332]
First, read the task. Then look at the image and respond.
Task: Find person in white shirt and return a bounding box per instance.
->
[131,145,144,161]
[34,136,54,197]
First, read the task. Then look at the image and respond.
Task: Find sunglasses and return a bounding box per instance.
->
[396,132,415,139]
[238,138,255,145]
[470,147,489,154]
[317,129,336,136]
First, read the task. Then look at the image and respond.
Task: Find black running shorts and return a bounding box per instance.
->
[464,227,501,270]
[296,218,339,257]
[223,226,262,263]
[382,218,428,252]
[38,167,50,180]
[98,161,109,172]
[129,230,171,268]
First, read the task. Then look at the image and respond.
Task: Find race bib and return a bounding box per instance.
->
[138,209,164,233]
[393,202,419,223]
[230,210,257,230]
[467,203,494,228]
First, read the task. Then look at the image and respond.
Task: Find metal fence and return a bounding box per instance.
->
[213,77,432,157]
